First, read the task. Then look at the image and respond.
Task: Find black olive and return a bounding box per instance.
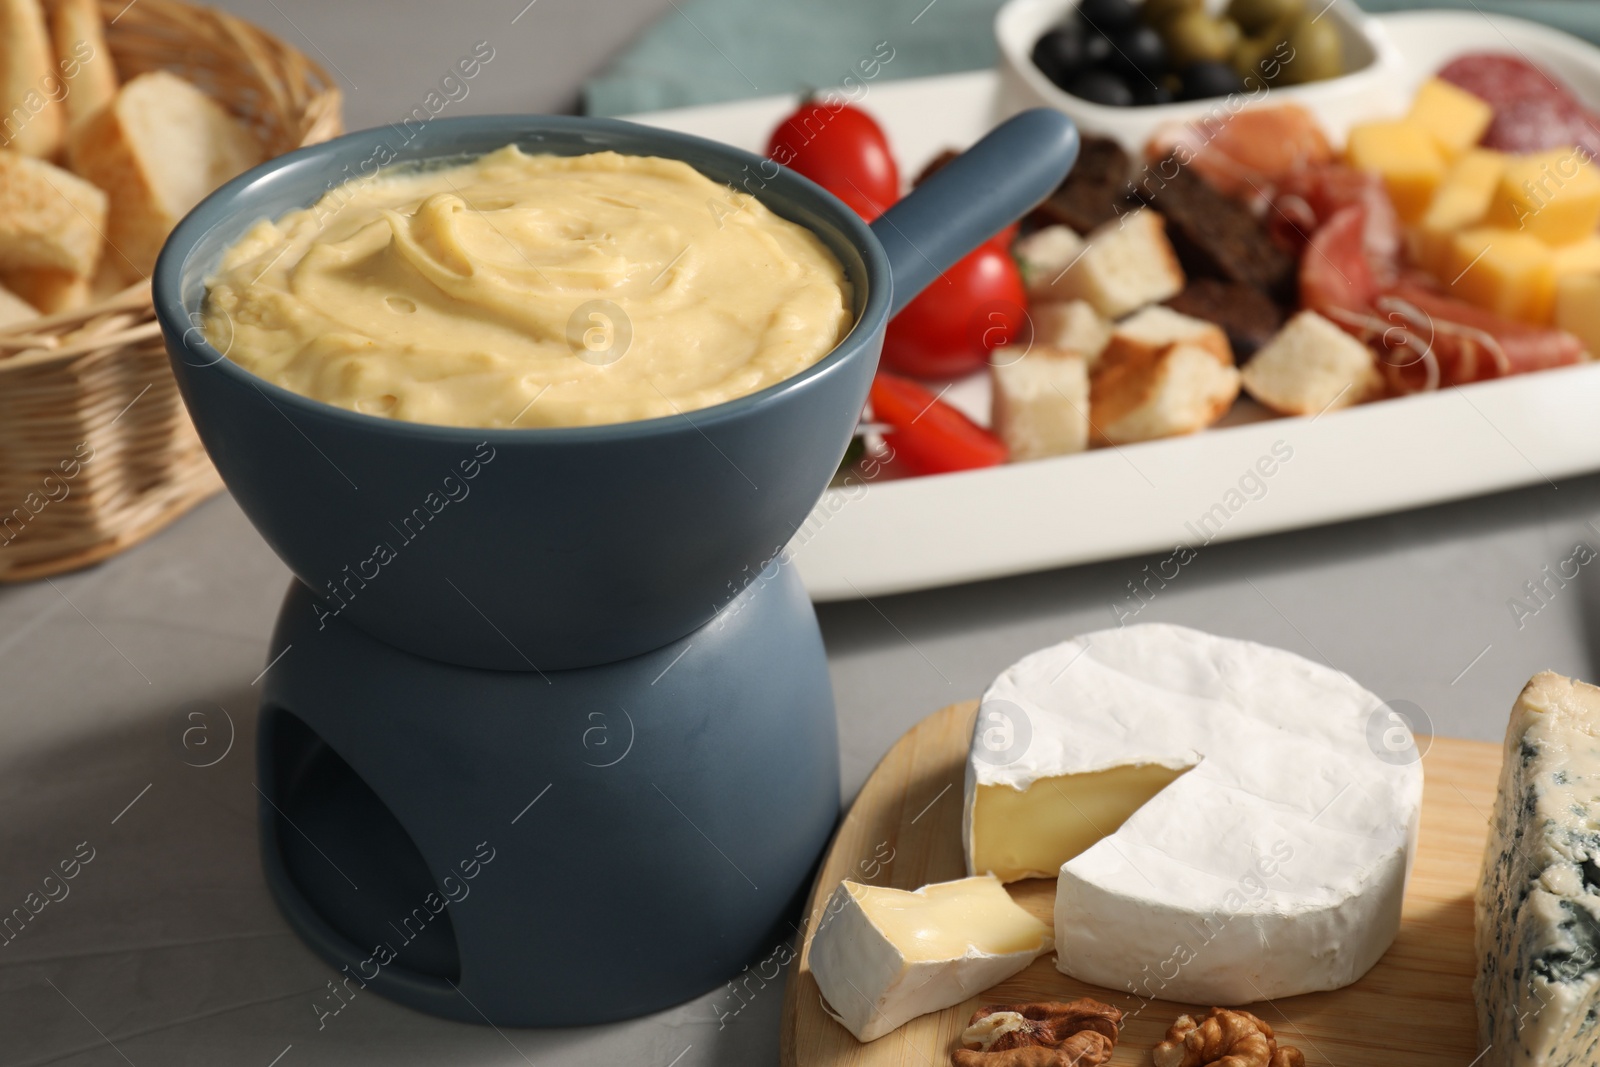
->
[1178,60,1247,100]
[1031,25,1087,86]
[1076,0,1138,33]
[1132,80,1176,106]
[1066,68,1135,107]
[1107,24,1167,78]
[1082,24,1114,67]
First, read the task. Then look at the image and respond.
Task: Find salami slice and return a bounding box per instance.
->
[1437,52,1600,154]
[1437,53,1559,105]
[1487,95,1600,157]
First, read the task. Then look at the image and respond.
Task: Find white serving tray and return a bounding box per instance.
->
[627,11,1600,602]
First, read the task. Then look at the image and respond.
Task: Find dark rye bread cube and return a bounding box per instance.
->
[1164,278,1285,361]
[1028,135,1137,235]
[1136,156,1295,302]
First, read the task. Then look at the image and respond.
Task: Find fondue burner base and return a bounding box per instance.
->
[255,560,839,1026]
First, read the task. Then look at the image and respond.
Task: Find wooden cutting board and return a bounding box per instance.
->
[781,701,1500,1067]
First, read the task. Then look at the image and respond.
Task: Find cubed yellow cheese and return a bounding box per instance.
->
[1555,274,1600,356]
[1552,233,1600,277]
[1412,149,1507,273]
[1448,227,1557,323]
[1486,148,1600,245]
[1345,120,1448,223]
[1406,78,1494,159]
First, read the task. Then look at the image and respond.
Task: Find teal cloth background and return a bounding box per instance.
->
[582,0,1600,116]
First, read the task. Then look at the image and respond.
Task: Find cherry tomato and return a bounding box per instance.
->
[869,372,1007,475]
[880,241,1028,379]
[767,101,899,221]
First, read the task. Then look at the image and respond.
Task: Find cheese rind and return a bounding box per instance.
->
[968,623,1423,1003]
[1475,671,1600,1067]
[808,876,1051,1043]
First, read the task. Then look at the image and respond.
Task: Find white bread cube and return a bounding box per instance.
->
[1091,334,1240,445]
[1033,208,1184,318]
[1015,225,1084,291]
[1032,299,1111,365]
[1108,304,1232,365]
[50,0,117,129]
[990,346,1090,461]
[0,279,36,327]
[0,265,89,313]
[0,0,64,158]
[1241,310,1382,416]
[68,71,261,279]
[0,149,106,275]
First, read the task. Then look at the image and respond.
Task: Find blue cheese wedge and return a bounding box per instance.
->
[966,623,1424,1003]
[808,875,1051,1042]
[1476,670,1600,1066]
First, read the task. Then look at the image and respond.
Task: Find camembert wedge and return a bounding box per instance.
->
[967,623,1424,1003]
[1476,671,1600,1067]
[808,875,1051,1042]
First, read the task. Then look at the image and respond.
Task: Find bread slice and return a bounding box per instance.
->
[0,149,106,275]
[49,0,117,129]
[67,70,261,278]
[0,0,64,158]
[1241,310,1383,416]
[1031,208,1185,318]
[1090,316,1240,445]
[0,279,36,327]
[990,346,1091,461]
[1032,299,1111,365]
[0,264,88,312]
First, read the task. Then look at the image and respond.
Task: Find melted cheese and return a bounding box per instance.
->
[203,146,852,428]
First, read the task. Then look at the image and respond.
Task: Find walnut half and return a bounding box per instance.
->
[951,999,1122,1067]
[1152,1007,1306,1067]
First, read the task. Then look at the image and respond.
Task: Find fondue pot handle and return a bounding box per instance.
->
[870,108,1079,316]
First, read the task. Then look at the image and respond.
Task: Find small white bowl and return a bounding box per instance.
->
[994,0,1408,151]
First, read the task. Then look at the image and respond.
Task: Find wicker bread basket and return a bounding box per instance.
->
[0,0,342,580]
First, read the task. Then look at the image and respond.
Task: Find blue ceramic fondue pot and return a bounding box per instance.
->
[154,111,1079,670]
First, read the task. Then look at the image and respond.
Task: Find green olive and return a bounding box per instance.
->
[1163,11,1242,68]
[1231,28,1287,84]
[1141,0,1203,28]
[1278,13,1343,84]
[1224,0,1303,36]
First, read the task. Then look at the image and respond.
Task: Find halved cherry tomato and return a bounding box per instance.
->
[767,101,899,221]
[880,241,1028,379]
[869,372,1007,475]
